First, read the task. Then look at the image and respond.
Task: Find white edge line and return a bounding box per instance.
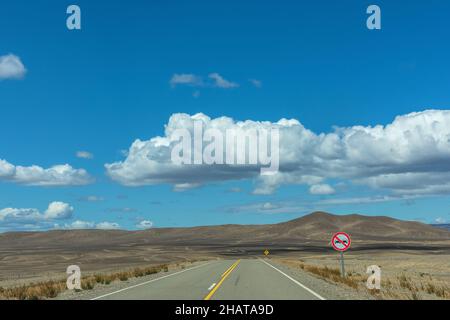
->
[258,258,326,300]
[90,261,213,300]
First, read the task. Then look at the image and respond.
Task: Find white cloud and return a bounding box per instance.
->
[58,220,94,229]
[136,220,153,229]
[0,202,73,225]
[309,184,335,195]
[173,183,201,192]
[0,208,43,223]
[253,174,323,195]
[228,194,419,215]
[435,217,447,224]
[170,73,238,89]
[44,202,74,219]
[318,194,418,206]
[0,159,93,186]
[228,201,305,214]
[105,110,450,198]
[79,195,104,202]
[56,220,121,230]
[95,221,120,230]
[0,54,26,79]
[208,73,239,88]
[249,79,262,88]
[170,74,203,87]
[105,113,278,187]
[107,207,137,213]
[0,159,15,178]
[76,151,94,159]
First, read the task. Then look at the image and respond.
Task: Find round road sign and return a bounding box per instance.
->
[331,232,351,252]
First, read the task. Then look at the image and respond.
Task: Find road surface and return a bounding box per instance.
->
[92,258,325,300]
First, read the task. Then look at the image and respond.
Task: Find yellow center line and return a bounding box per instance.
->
[221,260,239,278]
[204,259,241,300]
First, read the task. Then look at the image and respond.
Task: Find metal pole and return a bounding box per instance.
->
[340,251,346,277]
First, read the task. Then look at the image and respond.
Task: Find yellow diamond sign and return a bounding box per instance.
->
[264,249,269,256]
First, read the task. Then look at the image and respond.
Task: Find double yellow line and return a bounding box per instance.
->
[204,259,240,300]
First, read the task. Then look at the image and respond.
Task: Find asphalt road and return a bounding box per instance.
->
[92,258,325,300]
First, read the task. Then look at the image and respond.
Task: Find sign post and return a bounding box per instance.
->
[331,232,351,277]
[339,251,345,277]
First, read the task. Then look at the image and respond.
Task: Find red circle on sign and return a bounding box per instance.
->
[331,232,351,252]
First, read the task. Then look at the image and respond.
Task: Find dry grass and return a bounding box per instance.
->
[296,261,360,289]
[0,280,67,300]
[277,258,450,300]
[0,263,170,300]
[424,281,449,298]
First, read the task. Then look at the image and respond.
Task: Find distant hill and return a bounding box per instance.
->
[271,212,450,241]
[431,224,450,232]
[1,212,449,250]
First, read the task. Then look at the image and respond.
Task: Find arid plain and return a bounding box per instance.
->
[0,212,449,299]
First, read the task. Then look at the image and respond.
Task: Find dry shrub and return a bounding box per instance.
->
[81,277,96,290]
[303,264,359,289]
[277,258,449,300]
[0,280,66,300]
[424,282,449,298]
[117,272,129,281]
[398,274,417,292]
[0,263,171,300]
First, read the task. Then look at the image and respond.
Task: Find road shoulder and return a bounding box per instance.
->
[267,258,373,300]
[55,260,217,300]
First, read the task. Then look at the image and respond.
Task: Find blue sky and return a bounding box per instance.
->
[1,0,450,231]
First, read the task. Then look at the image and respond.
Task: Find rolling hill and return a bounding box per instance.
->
[1,212,449,250]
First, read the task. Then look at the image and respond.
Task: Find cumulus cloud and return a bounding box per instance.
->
[0,159,15,178]
[136,220,153,229]
[55,220,121,230]
[0,54,26,79]
[0,159,93,186]
[105,110,450,197]
[44,202,74,219]
[76,151,94,159]
[0,202,73,226]
[105,113,277,187]
[95,222,120,230]
[61,220,94,229]
[309,184,335,195]
[0,202,121,231]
